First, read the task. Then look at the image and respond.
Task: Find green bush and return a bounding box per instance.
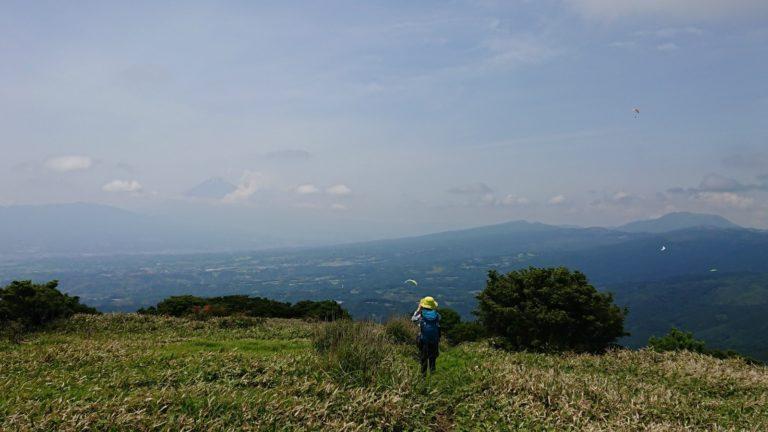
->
[437,307,485,345]
[292,300,351,321]
[476,267,627,353]
[447,322,485,344]
[648,328,706,353]
[384,317,417,345]
[439,307,461,336]
[648,328,760,364]
[313,320,396,386]
[0,280,98,332]
[143,295,350,321]
[0,320,25,343]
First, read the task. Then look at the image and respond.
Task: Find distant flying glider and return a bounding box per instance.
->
[404,279,418,286]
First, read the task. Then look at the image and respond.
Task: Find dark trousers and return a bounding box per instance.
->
[418,339,439,374]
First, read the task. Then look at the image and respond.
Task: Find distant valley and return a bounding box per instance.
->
[2,206,768,359]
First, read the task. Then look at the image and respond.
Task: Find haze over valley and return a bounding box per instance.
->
[4,206,768,359]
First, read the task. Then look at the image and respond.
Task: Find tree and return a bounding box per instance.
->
[648,328,706,353]
[438,307,485,345]
[143,295,350,321]
[475,267,627,353]
[153,295,208,317]
[0,280,98,330]
[447,322,485,344]
[438,307,461,337]
[292,300,351,321]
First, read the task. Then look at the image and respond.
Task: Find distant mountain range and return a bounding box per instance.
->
[617,212,741,233]
[0,203,752,258]
[3,203,768,359]
[0,203,272,257]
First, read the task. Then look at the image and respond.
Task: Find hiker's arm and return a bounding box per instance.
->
[411,307,421,322]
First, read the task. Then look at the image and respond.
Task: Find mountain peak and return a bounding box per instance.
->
[185,178,236,199]
[618,212,740,233]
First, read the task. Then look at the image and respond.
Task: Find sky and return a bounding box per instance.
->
[2,0,767,242]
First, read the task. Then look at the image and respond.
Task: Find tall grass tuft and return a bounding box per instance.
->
[1,320,24,343]
[313,320,399,386]
[384,316,418,345]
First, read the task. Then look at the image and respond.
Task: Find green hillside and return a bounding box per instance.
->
[2,315,768,431]
[612,272,768,361]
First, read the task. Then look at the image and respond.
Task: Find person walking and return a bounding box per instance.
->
[411,296,441,375]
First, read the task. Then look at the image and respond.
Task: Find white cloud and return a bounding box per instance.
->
[499,195,531,206]
[634,27,703,38]
[222,171,267,203]
[608,41,637,49]
[695,192,755,209]
[482,35,559,68]
[480,193,497,205]
[669,173,767,194]
[548,194,567,205]
[295,184,321,195]
[657,43,679,52]
[102,179,143,193]
[612,191,631,201]
[326,184,352,196]
[699,174,743,192]
[566,0,768,21]
[44,156,93,172]
[330,203,348,211]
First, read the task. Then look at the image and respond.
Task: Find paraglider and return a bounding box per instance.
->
[660,245,667,252]
[633,107,640,118]
[404,279,418,287]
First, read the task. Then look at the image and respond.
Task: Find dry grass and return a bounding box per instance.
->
[1,314,767,431]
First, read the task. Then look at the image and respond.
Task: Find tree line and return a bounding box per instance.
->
[1,269,759,363]
[137,295,350,321]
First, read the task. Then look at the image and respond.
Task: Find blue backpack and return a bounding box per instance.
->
[419,309,440,343]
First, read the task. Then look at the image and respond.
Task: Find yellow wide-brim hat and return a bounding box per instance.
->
[419,296,438,309]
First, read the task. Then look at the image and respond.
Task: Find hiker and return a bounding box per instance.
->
[411,296,441,375]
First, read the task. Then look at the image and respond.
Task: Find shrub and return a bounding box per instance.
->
[476,267,627,353]
[313,320,396,386]
[0,320,25,343]
[447,322,485,345]
[153,295,207,316]
[439,307,461,336]
[0,280,98,331]
[385,317,417,345]
[648,328,760,364]
[145,295,350,320]
[292,300,351,321]
[436,307,486,345]
[648,328,706,353]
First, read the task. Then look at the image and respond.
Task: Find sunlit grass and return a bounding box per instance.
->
[1,314,767,431]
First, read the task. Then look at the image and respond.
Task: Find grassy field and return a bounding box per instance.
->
[2,314,768,431]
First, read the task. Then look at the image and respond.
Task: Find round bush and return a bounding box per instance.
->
[476,267,627,353]
[384,317,417,345]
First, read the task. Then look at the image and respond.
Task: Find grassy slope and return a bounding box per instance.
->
[2,315,768,431]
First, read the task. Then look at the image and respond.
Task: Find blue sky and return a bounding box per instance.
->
[2,0,767,241]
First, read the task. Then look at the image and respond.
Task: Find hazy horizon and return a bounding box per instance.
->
[3,1,767,243]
